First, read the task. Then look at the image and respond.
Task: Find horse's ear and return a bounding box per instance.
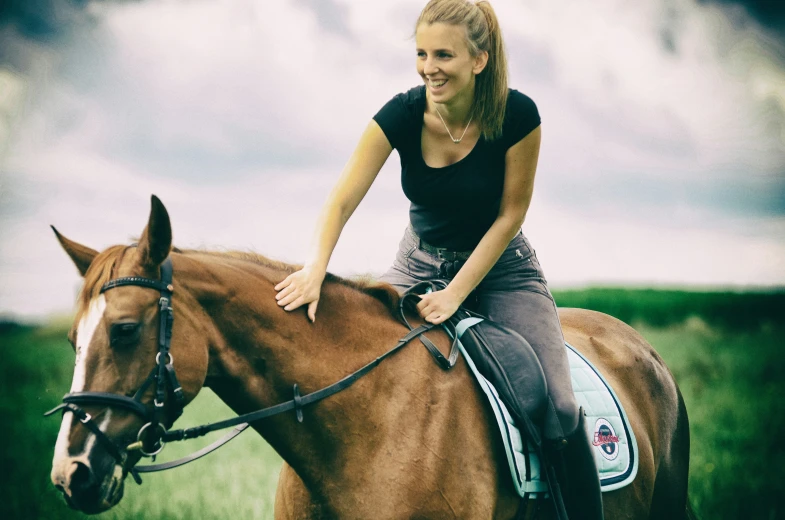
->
[51,226,99,277]
[137,195,172,268]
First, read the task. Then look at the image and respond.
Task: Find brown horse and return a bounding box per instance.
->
[49,196,691,519]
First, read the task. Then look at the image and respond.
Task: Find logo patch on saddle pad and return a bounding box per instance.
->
[593,418,621,461]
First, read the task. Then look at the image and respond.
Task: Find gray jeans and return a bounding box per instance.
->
[379,226,579,439]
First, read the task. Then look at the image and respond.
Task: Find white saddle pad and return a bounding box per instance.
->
[455,318,638,497]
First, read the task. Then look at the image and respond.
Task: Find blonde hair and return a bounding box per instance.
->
[417,0,508,141]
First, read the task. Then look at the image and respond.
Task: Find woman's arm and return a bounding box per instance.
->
[417,125,542,324]
[275,120,393,320]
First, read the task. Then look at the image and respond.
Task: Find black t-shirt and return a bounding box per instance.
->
[373,85,540,251]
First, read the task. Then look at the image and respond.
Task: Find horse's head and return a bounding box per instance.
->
[49,196,208,513]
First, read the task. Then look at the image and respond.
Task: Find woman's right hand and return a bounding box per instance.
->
[274,265,326,322]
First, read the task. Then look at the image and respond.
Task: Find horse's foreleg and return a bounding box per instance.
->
[275,463,329,520]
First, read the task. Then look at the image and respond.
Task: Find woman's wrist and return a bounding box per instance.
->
[303,262,327,279]
[445,281,471,304]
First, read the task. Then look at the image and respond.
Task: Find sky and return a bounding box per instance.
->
[0,0,783,321]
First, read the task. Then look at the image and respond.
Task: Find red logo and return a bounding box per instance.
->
[593,418,621,461]
[592,432,620,446]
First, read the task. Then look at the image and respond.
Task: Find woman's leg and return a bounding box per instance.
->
[477,233,603,519]
[476,234,578,437]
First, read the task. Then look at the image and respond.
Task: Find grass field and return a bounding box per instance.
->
[1,289,783,519]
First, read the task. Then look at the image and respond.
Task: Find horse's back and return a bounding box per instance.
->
[558,308,691,519]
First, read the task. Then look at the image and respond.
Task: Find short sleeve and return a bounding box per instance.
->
[373,93,410,150]
[503,90,541,149]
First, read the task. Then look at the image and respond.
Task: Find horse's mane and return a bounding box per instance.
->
[77,246,400,317]
[77,245,130,316]
[196,249,401,314]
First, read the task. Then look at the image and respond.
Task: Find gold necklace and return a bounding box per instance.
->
[434,107,473,144]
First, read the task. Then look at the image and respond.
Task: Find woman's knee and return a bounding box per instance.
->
[549,387,580,434]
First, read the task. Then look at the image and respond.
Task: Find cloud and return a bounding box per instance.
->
[698,0,785,35]
[1,0,784,320]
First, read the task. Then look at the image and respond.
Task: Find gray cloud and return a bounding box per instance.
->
[699,0,785,35]
[294,0,353,38]
[2,0,785,320]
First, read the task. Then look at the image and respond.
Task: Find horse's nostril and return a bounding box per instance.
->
[69,461,95,492]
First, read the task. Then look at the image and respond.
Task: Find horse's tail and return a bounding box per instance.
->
[649,375,692,519]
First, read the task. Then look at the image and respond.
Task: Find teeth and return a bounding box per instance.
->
[430,80,446,87]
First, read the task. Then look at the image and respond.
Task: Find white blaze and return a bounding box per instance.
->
[52,296,107,476]
[71,296,107,392]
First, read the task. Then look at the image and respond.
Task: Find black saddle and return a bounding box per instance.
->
[398,280,548,448]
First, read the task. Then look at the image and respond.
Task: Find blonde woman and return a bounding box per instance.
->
[275,1,603,517]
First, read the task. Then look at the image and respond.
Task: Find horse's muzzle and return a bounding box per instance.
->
[52,460,125,514]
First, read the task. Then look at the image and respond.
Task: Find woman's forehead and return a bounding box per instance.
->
[415,22,467,51]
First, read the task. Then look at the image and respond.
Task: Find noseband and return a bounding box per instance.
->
[45,257,444,485]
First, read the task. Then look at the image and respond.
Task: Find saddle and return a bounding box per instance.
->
[397,280,549,448]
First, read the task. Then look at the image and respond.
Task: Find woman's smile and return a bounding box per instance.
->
[428,78,448,93]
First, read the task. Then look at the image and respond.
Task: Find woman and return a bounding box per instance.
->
[274,1,603,518]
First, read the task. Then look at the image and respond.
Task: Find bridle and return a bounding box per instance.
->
[45,257,443,485]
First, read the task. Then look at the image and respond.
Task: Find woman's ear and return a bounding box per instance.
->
[473,50,489,75]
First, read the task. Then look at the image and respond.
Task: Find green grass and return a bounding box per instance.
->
[551,287,785,331]
[636,319,785,520]
[0,323,282,520]
[1,289,783,519]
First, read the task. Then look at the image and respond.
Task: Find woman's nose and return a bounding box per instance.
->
[423,58,439,76]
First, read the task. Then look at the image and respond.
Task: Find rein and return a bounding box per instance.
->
[45,257,440,484]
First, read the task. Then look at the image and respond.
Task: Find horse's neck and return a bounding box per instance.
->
[178,253,415,480]
[175,254,514,517]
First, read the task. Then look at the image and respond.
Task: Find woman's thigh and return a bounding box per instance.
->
[477,235,580,436]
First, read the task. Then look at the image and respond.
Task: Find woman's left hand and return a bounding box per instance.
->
[416,287,465,325]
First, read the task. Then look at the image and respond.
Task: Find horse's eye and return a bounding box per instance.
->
[110,322,141,348]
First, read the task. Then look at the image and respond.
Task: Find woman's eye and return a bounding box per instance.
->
[110,322,141,347]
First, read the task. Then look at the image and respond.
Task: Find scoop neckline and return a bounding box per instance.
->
[417,85,483,170]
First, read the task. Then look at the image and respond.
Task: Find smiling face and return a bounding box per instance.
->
[415,22,488,107]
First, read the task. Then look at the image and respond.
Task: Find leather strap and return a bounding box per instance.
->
[134,425,249,473]
[48,393,152,419]
[159,324,435,443]
[396,281,462,370]
[410,228,473,261]
[101,277,173,294]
